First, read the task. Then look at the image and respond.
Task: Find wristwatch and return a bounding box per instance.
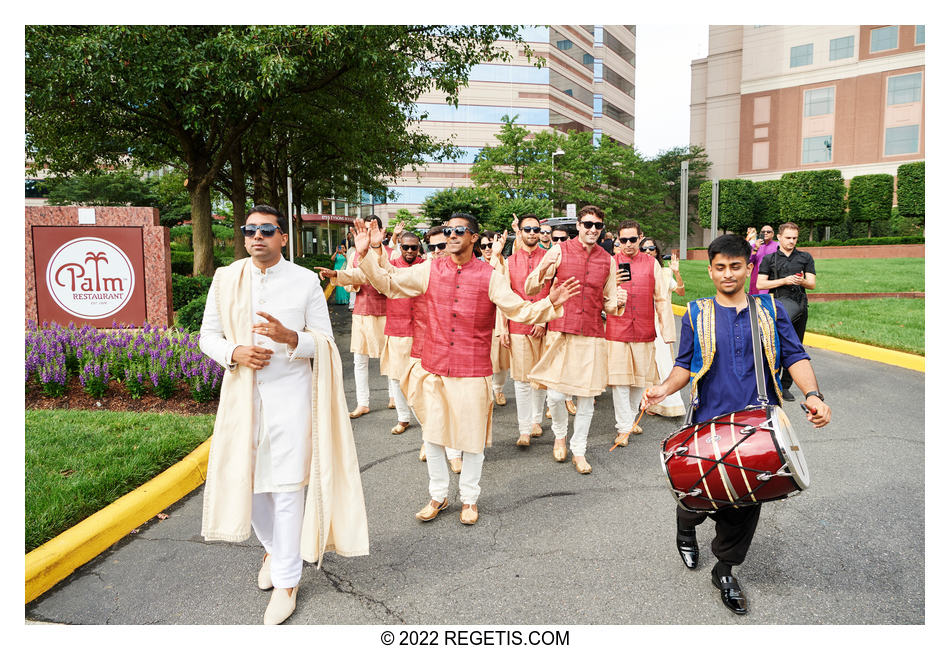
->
[804,390,824,402]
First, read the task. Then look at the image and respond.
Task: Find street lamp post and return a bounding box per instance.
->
[551,148,565,218]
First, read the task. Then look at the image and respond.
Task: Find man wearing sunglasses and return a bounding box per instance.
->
[478,229,512,407]
[605,221,676,448]
[350,212,581,525]
[199,205,367,625]
[525,205,627,474]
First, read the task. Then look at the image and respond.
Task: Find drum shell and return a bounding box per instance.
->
[661,405,806,512]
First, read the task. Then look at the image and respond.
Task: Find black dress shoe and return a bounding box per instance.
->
[676,530,699,569]
[781,388,796,401]
[711,571,748,615]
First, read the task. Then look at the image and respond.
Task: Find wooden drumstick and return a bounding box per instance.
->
[610,409,647,451]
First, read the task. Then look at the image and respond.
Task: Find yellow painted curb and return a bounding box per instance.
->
[25,437,211,604]
[671,303,923,372]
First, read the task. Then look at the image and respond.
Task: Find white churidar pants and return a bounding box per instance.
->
[354,353,370,407]
[547,389,596,457]
[388,377,411,422]
[513,380,546,435]
[445,446,462,460]
[612,385,647,433]
[251,489,305,589]
[423,441,485,505]
[492,370,507,394]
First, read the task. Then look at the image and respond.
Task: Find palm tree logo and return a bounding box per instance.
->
[85,251,108,292]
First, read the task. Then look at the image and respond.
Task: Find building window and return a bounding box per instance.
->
[603,100,634,129]
[790,43,813,68]
[603,64,635,95]
[887,72,922,105]
[593,59,603,82]
[916,25,925,45]
[582,53,595,65]
[870,26,899,52]
[802,135,832,163]
[603,29,636,65]
[804,87,835,117]
[414,103,549,126]
[829,35,854,60]
[885,125,920,155]
[593,25,603,46]
[556,39,573,50]
[467,63,550,85]
[593,129,602,148]
[593,95,603,117]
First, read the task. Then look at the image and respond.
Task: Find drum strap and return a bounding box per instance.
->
[747,294,769,405]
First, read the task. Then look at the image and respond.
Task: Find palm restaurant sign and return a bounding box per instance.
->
[33,226,147,327]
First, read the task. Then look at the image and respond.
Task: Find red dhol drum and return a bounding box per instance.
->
[661,405,809,512]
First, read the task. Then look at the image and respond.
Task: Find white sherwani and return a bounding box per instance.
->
[199,256,333,491]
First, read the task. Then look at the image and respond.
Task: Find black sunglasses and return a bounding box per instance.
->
[241,224,281,237]
[480,242,493,248]
[640,245,657,252]
[401,244,419,252]
[579,220,605,231]
[551,235,569,242]
[539,229,552,235]
[521,226,541,233]
[443,226,477,237]
[429,242,447,250]
[618,236,639,244]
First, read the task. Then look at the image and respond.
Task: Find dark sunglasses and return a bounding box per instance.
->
[480,242,493,248]
[521,226,541,233]
[579,220,605,231]
[401,244,419,252]
[429,242,447,250]
[640,245,657,252]
[551,235,569,242]
[539,229,552,235]
[240,223,281,237]
[760,230,773,234]
[443,226,477,237]
[618,236,639,244]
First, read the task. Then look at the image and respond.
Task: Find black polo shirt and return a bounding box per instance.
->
[758,247,815,309]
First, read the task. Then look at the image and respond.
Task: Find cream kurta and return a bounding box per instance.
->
[523,243,625,397]
[606,255,676,387]
[494,253,545,382]
[333,265,387,357]
[649,266,687,417]
[357,247,563,454]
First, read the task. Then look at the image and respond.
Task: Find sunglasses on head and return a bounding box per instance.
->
[618,236,639,244]
[551,235,569,242]
[401,244,419,252]
[442,226,476,238]
[429,242,447,250]
[240,223,281,237]
[579,220,605,231]
[640,245,657,252]
[521,226,541,233]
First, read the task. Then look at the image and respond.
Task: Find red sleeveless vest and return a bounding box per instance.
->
[506,246,549,336]
[351,251,388,317]
[421,256,496,377]
[384,255,424,337]
[410,292,428,359]
[547,237,611,338]
[605,251,657,342]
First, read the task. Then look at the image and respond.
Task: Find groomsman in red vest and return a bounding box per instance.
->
[525,205,627,474]
[350,213,580,525]
[606,220,676,447]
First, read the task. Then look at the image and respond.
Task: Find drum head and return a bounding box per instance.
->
[771,406,810,489]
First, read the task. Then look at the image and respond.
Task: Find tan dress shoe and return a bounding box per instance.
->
[391,421,410,435]
[572,456,592,474]
[613,432,630,447]
[553,441,568,462]
[460,504,479,525]
[530,423,543,437]
[419,444,427,462]
[263,586,298,625]
[516,434,531,447]
[258,553,273,590]
[629,422,643,434]
[495,391,507,406]
[387,397,396,409]
[415,498,448,521]
[448,457,463,474]
[546,408,552,419]
[565,400,577,415]
[348,405,370,419]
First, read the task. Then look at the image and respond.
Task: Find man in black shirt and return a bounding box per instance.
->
[757,222,816,401]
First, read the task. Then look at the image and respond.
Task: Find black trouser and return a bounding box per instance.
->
[780,305,808,390]
[676,504,761,567]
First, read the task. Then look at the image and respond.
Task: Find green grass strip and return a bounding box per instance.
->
[806,298,924,355]
[25,410,214,552]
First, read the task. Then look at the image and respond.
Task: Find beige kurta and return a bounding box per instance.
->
[523,243,625,397]
[358,248,563,453]
[606,256,676,387]
[650,266,686,417]
[333,265,387,357]
[493,252,546,382]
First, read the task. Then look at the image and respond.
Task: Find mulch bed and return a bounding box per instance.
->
[25,376,218,416]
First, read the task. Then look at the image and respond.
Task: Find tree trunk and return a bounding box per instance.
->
[190,182,215,277]
[231,145,248,260]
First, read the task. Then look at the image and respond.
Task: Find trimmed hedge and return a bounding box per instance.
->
[171,273,213,310]
[897,161,924,220]
[170,250,234,276]
[293,254,334,272]
[848,174,894,236]
[780,170,846,228]
[175,294,207,333]
[797,235,924,247]
[753,180,782,228]
[698,179,757,233]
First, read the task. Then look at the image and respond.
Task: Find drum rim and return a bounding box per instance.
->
[767,405,810,490]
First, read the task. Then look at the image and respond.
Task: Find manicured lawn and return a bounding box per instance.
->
[25,410,214,552]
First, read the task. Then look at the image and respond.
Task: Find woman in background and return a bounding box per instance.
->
[330,243,351,305]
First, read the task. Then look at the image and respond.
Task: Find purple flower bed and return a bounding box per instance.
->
[25,321,223,403]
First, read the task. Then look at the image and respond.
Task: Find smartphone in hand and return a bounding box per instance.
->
[618,262,631,283]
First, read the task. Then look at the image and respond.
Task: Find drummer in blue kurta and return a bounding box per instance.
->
[641,234,831,616]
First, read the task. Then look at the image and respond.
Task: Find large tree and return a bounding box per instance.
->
[27,25,530,275]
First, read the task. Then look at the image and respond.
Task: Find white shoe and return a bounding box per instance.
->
[264,586,299,625]
[257,553,273,590]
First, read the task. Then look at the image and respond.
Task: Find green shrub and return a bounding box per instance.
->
[848,174,894,237]
[698,179,757,233]
[293,254,333,273]
[175,294,207,333]
[171,273,213,310]
[897,161,924,223]
[797,235,924,247]
[780,170,846,234]
[753,180,782,228]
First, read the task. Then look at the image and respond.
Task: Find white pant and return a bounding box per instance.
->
[354,353,392,407]
[514,380,546,435]
[492,369,507,394]
[547,389,596,457]
[612,385,646,433]
[251,489,305,589]
[445,446,462,460]
[424,441,484,504]
[389,376,411,422]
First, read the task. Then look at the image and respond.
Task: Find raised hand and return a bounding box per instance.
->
[548,276,581,307]
[491,230,508,259]
[368,219,384,248]
[670,250,679,273]
[352,219,370,257]
[510,213,519,233]
[315,267,337,279]
[392,220,405,243]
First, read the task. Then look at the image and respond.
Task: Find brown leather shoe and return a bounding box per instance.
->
[391,421,410,435]
[530,423,543,437]
[460,504,479,525]
[418,444,427,462]
[565,400,577,415]
[448,457,463,474]
[516,434,531,447]
[495,391,507,406]
[572,456,592,474]
[348,405,370,419]
[553,441,568,462]
[415,498,448,521]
